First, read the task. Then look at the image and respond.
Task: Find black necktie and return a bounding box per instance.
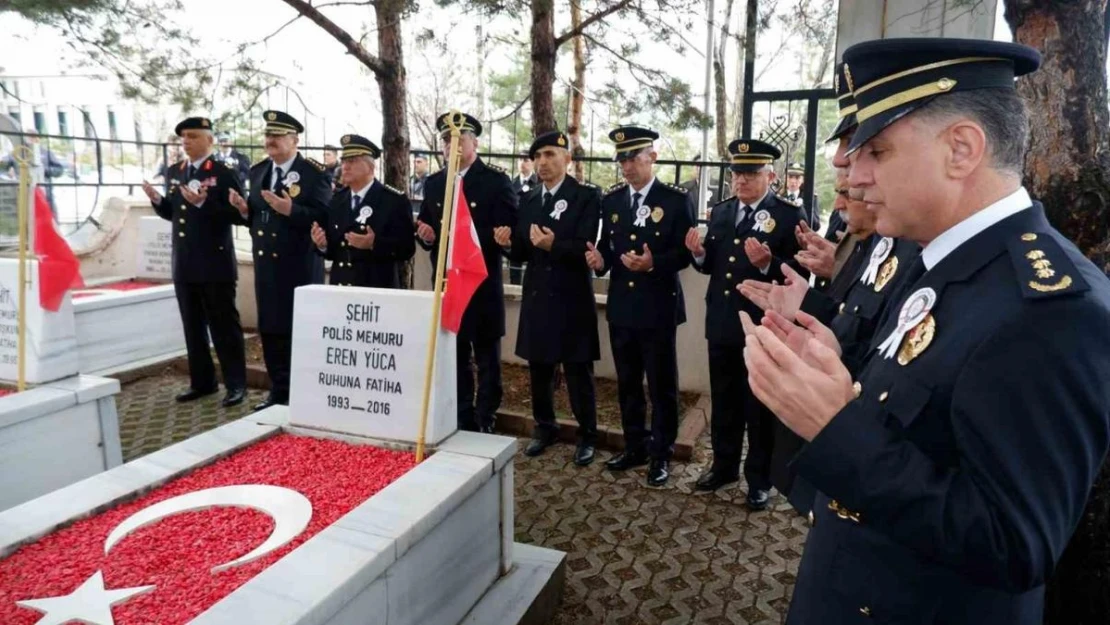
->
[736,205,751,232]
[274,166,285,191]
[543,191,553,209]
[352,194,361,213]
[631,192,642,215]
[186,164,195,179]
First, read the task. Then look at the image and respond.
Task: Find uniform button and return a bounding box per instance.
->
[859,606,872,617]
[180,205,186,210]
[852,381,862,398]
[1021,233,1037,241]
[179,218,185,224]
[839,303,845,314]
[733,238,740,244]
[630,234,637,241]
[854,305,860,313]
[655,231,660,236]
[257,250,263,257]
[218,246,224,251]
[879,391,889,403]
[807,511,815,526]
[272,232,276,237]
[628,281,634,288]
[726,273,733,279]
[272,252,278,258]
[723,289,729,296]
[178,232,185,238]
[729,256,736,262]
[257,230,263,236]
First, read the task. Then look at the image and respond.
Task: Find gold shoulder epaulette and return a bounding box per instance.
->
[712,196,734,209]
[665,182,687,194]
[306,157,327,172]
[383,183,407,197]
[605,182,628,195]
[1008,233,1090,299]
[487,162,508,174]
[778,193,802,206]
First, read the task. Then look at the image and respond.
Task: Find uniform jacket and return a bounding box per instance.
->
[320,180,415,289]
[152,154,243,284]
[417,157,517,341]
[216,149,251,184]
[506,176,601,364]
[595,179,695,329]
[694,193,808,345]
[786,204,1110,625]
[243,152,331,334]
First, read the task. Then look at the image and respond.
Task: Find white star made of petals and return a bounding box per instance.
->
[16,571,155,625]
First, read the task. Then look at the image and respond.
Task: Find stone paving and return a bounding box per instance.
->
[115,371,807,624]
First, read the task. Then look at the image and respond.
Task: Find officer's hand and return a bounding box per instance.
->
[493,226,512,248]
[415,219,436,244]
[767,264,810,321]
[261,189,293,216]
[346,227,375,250]
[229,188,248,214]
[741,311,853,441]
[585,242,603,271]
[179,182,208,207]
[621,244,654,272]
[311,221,327,250]
[760,309,841,358]
[795,234,836,278]
[737,280,772,311]
[529,224,554,251]
[684,227,705,256]
[744,237,772,270]
[795,222,812,249]
[140,181,162,204]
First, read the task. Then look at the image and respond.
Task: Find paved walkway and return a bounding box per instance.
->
[116,371,806,624]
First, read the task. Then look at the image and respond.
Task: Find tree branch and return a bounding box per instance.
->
[555,0,635,48]
[278,0,388,76]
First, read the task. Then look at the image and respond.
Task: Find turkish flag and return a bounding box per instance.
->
[33,187,83,311]
[440,176,487,333]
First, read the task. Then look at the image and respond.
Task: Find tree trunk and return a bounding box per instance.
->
[568,0,586,180]
[375,0,413,287]
[1004,2,1110,623]
[715,0,736,158]
[530,0,558,135]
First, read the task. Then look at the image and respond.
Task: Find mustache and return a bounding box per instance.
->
[848,188,866,201]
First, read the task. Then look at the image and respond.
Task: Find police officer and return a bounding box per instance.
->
[584,125,693,487]
[416,112,516,432]
[215,132,251,186]
[229,110,331,410]
[141,117,247,407]
[311,134,415,288]
[497,130,601,466]
[782,161,820,230]
[742,39,1110,624]
[684,139,807,507]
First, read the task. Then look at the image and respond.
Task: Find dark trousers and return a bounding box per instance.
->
[458,337,502,431]
[610,324,679,460]
[708,342,774,491]
[530,361,597,444]
[509,264,525,285]
[174,281,246,392]
[260,332,292,404]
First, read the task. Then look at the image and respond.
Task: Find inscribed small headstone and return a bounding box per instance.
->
[0,258,79,383]
[289,285,457,445]
[135,216,173,281]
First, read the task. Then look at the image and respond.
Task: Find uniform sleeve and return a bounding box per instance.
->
[416,192,437,252]
[550,187,600,266]
[374,196,416,261]
[209,165,245,223]
[505,199,531,265]
[650,192,694,275]
[287,170,331,231]
[765,207,809,283]
[794,300,1110,592]
[799,288,838,325]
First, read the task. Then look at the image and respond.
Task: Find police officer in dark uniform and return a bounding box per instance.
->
[141,116,247,407]
[416,112,517,433]
[782,161,820,230]
[215,132,251,186]
[498,130,601,466]
[229,110,331,410]
[684,139,807,507]
[742,39,1110,624]
[311,134,415,288]
[584,125,694,487]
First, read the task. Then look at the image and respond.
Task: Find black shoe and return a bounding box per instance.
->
[253,397,276,412]
[524,437,555,457]
[176,387,218,403]
[573,443,595,466]
[647,459,670,487]
[479,424,495,434]
[221,388,246,408]
[694,469,740,492]
[605,450,649,471]
[747,488,771,510]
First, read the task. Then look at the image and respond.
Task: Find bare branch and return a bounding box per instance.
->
[279,0,388,76]
[555,0,635,48]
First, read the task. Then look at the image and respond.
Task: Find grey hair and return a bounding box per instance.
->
[913,88,1028,175]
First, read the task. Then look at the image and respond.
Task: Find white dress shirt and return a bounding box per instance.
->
[271,155,297,191]
[922,187,1032,270]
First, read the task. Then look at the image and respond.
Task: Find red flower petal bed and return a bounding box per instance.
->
[0,433,415,624]
[72,280,164,299]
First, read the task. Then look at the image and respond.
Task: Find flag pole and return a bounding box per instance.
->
[13,146,32,393]
[415,111,465,463]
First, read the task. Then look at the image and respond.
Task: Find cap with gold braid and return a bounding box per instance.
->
[785,161,804,175]
[826,62,858,142]
[339,134,381,160]
[436,112,482,136]
[843,38,1041,153]
[528,130,570,159]
[726,138,781,173]
[608,125,659,161]
[262,110,304,136]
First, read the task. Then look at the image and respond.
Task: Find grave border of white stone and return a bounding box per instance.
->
[0,408,518,625]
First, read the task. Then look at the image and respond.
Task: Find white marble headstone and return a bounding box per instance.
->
[135,216,173,281]
[0,258,79,383]
[289,285,458,445]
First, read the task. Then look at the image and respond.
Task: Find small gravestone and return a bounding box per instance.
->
[135,216,173,281]
[289,285,457,445]
[0,258,79,383]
